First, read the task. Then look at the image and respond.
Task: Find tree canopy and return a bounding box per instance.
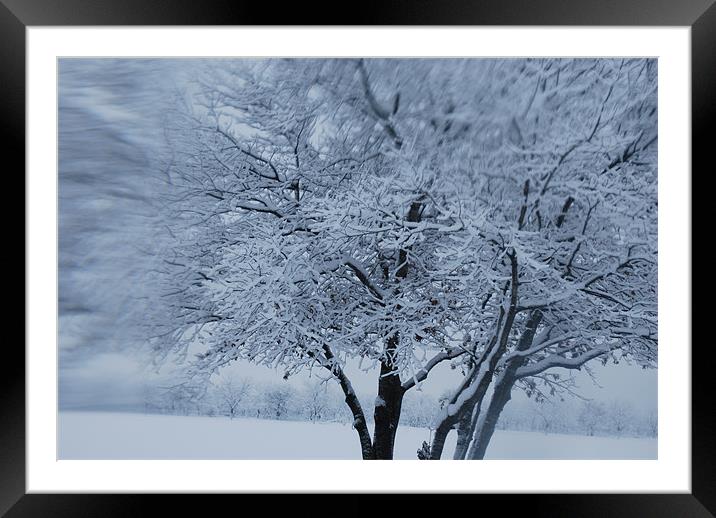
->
[150,58,657,459]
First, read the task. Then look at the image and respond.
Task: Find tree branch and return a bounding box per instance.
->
[356,59,403,149]
[515,345,610,379]
[344,257,386,302]
[401,347,465,391]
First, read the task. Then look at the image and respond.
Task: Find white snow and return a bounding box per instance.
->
[59,411,656,460]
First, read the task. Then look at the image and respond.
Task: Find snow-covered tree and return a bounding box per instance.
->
[301,381,331,422]
[150,58,657,460]
[607,399,635,436]
[264,385,293,420]
[158,383,204,416]
[427,58,658,459]
[578,400,608,436]
[644,409,658,437]
[214,376,252,419]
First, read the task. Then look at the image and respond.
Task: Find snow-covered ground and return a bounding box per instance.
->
[59,411,656,460]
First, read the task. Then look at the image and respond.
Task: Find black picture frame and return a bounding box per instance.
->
[5,0,710,515]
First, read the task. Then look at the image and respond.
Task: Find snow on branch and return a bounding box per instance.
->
[515,345,611,379]
[401,347,466,391]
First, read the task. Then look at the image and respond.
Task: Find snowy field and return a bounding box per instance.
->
[59,411,656,460]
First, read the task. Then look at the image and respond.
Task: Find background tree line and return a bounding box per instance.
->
[141,375,657,440]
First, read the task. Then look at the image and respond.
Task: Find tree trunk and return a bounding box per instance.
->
[466,310,543,460]
[372,201,421,460]
[453,409,474,460]
[466,370,515,459]
[347,392,375,460]
[428,347,483,460]
[372,334,406,459]
[429,415,456,460]
[454,394,484,460]
[432,253,520,460]
[337,369,374,460]
[428,347,497,460]
[429,371,494,459]
[319,344,375,459]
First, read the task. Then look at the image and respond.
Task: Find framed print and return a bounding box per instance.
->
[6,0,712,515]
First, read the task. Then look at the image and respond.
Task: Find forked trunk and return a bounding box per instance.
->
[453,396,483,460]
[429,375,493,459]
[466,310,543,459]
[466,371,515,459]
